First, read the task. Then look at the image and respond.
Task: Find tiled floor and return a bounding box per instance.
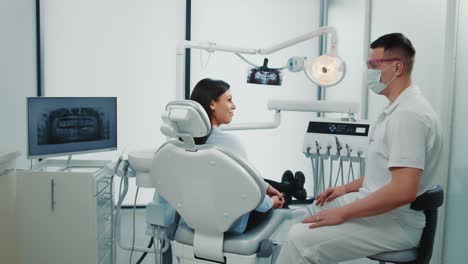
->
[116,208,378,264]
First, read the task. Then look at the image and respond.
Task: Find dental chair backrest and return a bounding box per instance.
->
[152,100,266,262]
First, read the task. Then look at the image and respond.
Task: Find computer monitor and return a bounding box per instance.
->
[27,97,117,158]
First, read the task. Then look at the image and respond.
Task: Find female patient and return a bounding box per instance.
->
[189,78,304,234]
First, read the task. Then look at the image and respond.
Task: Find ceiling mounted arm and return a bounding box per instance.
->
[180,26,345,88]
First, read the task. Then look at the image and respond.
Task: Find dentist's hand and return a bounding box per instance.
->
[302,207,346,228]
[315,186,347,206]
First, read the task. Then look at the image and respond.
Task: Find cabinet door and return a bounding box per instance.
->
[17,172,99,264]
[17,172,58,264]
[52,173,98,264]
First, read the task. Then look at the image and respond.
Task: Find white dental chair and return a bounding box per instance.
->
[150,100,292,264]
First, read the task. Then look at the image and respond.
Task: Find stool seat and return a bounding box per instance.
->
[368,248,417,263]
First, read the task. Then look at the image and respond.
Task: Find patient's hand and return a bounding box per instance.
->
[267,185,282,198]
[315,186,347,206]
[272,195,283,209]
[267,185,284,208]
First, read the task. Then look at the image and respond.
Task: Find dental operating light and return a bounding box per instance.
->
[175,26,353,131]
[305,54,345,87]
[177,26,346,95]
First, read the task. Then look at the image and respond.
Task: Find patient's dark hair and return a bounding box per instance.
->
[370,33,416,74]
[190,78,230,144]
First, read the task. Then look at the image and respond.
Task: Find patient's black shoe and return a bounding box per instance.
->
[292,171,307,201]
[281,170,294,184]
[292,189,307,201]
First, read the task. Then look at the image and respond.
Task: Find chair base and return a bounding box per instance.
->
[173,241,265,264]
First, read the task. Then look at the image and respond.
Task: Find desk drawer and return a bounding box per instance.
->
[96,184,111,212]
[99,249,112,264]
[97,200,112,239]
[95,176,111,196]
[97,225,112,262]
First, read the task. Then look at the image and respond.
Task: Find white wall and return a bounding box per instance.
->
[0,0,37,169]
[368,0,446,121]
[0,0,37,262]
[443,0,468,262]
[190,0,321,191]
[41,0,185,204]
[326,0,368,117]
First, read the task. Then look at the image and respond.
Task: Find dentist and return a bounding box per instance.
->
[276,33,443,263]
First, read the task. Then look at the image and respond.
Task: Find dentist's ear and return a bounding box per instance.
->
[395,61,404,76]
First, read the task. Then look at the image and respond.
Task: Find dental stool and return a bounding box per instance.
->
[368,185,444,264]
[150,100,292,264]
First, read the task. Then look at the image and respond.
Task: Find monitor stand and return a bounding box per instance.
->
[57,155,105,173]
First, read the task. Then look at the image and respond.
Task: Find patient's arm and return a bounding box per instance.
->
[255,196,274,212]
[266,185,285,207]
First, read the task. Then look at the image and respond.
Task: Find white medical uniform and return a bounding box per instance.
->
[276,85,443,264]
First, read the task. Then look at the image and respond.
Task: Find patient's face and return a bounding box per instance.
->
[210,90,236,126]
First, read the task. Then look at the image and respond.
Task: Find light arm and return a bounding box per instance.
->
[182,26,337,56]
[259,26,337,55]
[184,41,257,54]
[267,100,359,114]
[220,100,359,131]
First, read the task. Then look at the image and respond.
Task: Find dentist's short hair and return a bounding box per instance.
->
[370,33,416,75]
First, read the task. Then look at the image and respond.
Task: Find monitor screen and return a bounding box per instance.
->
[27,97,117,158]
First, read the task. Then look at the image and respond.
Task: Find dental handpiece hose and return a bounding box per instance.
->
[115,160,169,254]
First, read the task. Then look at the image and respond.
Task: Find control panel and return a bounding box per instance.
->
[303,119,371,158]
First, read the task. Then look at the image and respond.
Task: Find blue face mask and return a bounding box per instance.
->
[367,63,396,94]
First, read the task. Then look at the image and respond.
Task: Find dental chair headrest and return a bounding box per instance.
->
[160,100,211,150]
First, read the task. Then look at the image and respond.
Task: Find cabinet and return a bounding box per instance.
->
[16,159,114,264]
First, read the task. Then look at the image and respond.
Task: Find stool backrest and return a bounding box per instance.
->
[410,185,444,264]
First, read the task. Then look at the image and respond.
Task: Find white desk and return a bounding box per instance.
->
[16,159,114,264]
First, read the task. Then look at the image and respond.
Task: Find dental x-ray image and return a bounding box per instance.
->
[37,107,110,145]
[27,97,117,158]
[246,58,283,86]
